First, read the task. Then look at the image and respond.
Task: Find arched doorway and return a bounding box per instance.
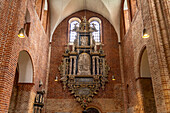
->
[139,48,157,113]
[8,50,34,113]
[87,107,100,113]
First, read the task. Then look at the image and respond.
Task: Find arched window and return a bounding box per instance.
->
[35,0,44,20]
[123,0,137,33]
[70,21,79,43]
[89,17,102,43]
[24,9,31,37]
[68,17,81,43]
[90,21,100,42]
[42,0,48,32]
[123,0,130,33]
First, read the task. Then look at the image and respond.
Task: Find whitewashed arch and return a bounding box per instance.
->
[69,17,81,24]
[18,50,33,83]
[140,48,151,77]
[88,17,101,24]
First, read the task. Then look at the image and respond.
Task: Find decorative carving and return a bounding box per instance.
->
[77,53,91,75]
[59,17,109,109]
[81,36,88,46]
[33,90,45,112]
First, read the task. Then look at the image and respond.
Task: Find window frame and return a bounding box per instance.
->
[24,9,31,37]
[68,17,81,45]
[123,0,138,34]
[88,17,102,45]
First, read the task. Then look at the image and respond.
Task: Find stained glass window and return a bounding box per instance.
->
[69,21,79,43]
[90,21,100,42]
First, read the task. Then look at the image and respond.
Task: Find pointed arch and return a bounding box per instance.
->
[139,47,151,77]
[24,9,31,37]
[18,50,34,83]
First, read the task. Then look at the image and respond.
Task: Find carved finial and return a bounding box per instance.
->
[99,44,104,54]
[82,16,87,22]
[65,44,70,53]
[99,44,102,49]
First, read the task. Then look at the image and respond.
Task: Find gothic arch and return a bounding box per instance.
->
[18,50,34,83]
[136,45,146,78]
[138,47,151,77]
[135,46,157,113]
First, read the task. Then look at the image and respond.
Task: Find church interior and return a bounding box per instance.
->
[0,0,169,113]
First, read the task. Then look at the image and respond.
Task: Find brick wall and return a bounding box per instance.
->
[139,78,156,113]
[46,10,123,113]
[0,0,50,112]
[121,0,170,112]
[121,21,139,112]
[35,0,43,19]
[130,0,138,19]
[0,0,169,113]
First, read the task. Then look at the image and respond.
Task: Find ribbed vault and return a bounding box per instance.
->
[49,0,122,42]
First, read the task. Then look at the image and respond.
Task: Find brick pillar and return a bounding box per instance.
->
[0,0,25,112]
[119,43,127,113]
[158,0,170,73]
[142,0,170,112]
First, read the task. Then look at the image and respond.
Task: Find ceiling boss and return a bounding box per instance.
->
[59,16,110,109]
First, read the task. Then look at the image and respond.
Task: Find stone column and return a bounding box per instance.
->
[69,57,73,75]
[99,58,103,74]
[72,45,75,52]
[63,58,66,75]
[94,45,97,52]
[73,57,76,75]
[97,57,99,75]
[92,57,95,75]
[102,59,105,75]
[66,58,69,75]
[90,34,93,46]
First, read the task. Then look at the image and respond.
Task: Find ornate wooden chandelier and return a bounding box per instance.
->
[59,17,110,109]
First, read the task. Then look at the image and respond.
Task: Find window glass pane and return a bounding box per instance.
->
[90,21,100,42]
[124,0,128,10]
[70,21,79,43]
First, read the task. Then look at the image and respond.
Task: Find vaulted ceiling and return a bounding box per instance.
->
[49,0,122,42]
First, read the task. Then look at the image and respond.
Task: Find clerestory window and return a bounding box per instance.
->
[89,17,102,43]
[90,21,101,43]
[69,21,79,43]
